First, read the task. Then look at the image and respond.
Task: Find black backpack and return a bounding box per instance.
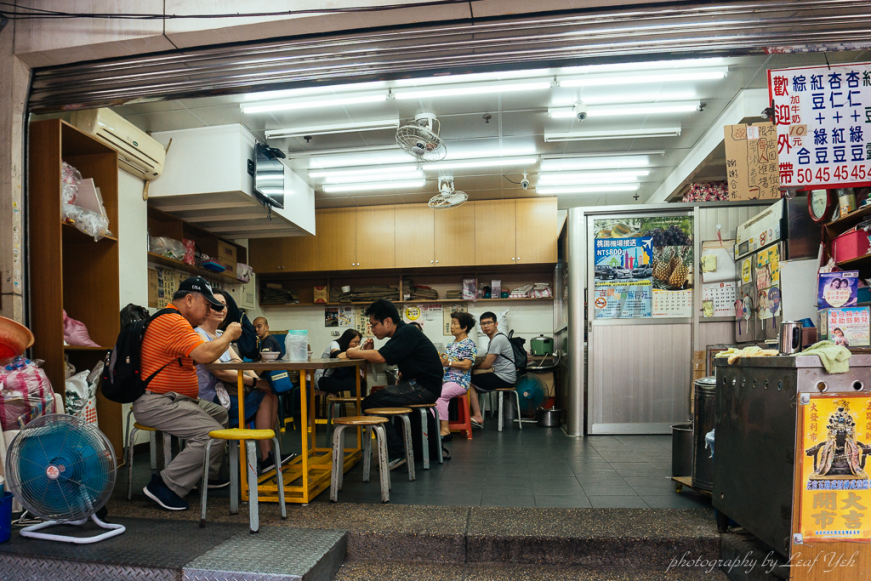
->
[496,331,528,371]
[101,307,179,404]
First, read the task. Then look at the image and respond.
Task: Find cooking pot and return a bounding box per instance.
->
[530,335,554,356]
[537,407,561,427]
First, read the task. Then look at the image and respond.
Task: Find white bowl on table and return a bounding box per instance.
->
[260,351,280,361]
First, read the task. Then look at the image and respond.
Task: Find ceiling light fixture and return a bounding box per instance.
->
[322,179,427,193]
[394,81,552,100]
[537,171,649,185]
[559,68,727,88]
[539,156,657,171]
[422,157,538,171]
[323,170,425,185]
[308,164,421,179]
[549,101,701,119]
[544,128,681,142]
[265,119,400,139]
[241,92,389,114]
[536,184,639,195]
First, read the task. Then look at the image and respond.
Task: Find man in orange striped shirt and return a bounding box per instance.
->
[133,277,242,511]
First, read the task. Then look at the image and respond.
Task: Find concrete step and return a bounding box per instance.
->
[335,562,731,580]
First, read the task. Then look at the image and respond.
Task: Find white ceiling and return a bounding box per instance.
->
[110,51,869,210]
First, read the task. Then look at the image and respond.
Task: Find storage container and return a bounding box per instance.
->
[0,491,12,543]
[692,377,717,491]
[832,229,871,263]
[671,424,693,477]
[285,330,308,362]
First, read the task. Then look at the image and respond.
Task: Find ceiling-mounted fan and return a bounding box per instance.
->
[396,113,447,162]
[429,176,468,210]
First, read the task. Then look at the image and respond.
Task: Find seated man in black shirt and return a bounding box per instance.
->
[253,316,284,358]
[345,299,444,467]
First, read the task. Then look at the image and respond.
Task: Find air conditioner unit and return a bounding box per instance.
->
[70,108,165,180]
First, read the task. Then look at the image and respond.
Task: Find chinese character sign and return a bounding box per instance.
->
[798,395,871,543]
[769,63,871,188]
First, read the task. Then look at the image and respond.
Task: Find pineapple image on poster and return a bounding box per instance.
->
[798,395,871,542]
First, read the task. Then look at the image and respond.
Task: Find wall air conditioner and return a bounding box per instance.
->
[70,108,165,180]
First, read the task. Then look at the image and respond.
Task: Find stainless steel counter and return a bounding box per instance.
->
[712,355,871,558]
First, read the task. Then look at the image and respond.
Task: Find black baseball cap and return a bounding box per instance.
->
[177,277,224,311]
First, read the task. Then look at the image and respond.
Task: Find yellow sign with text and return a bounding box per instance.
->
[797,394,871,543]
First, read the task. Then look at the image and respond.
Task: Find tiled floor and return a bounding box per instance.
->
[121,421,712,510]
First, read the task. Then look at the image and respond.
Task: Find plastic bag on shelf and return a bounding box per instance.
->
[462,278,477,301]
[0,357,56,432]
[62,310,101,347]
[149,236,186,261]
[236,263,253,283]
[62,203,112,241]
[64,360,102,425]
[182,238,196,265]
[61,161,81,205]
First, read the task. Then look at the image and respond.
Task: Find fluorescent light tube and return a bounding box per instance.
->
[549,101,700,119]
[540,157,654,171]
[309,165,421,179]
[265,119,399,139]
[559,68,727,88]
[544,128,681,142]
[242,92,388,114]
[536,185,639,195]
[395,81,551,100]
[422,157,538,171]
[537,171,649,185]
[324,170,424,185]
[322,180,426,193]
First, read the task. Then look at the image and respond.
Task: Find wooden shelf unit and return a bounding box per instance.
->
[29,119,123,456]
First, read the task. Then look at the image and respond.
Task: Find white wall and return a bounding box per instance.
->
[117,169,148,443]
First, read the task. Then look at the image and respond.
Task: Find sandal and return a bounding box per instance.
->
[471,420,484,430]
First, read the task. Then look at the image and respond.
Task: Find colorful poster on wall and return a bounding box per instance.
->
[594,216,694,319]
[796,394,871,544]
[824,307,871,347]
[769,62,871,189]
[324,307,339,327]
[819,271,859,308]
[338,307,353,327]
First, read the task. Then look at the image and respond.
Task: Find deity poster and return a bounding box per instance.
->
[796,394,871,543]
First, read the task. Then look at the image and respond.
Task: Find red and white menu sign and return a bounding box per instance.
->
[768,62,871,189]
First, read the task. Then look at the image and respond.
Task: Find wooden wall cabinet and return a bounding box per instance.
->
[29,119,123,457]
[253,197,556,274]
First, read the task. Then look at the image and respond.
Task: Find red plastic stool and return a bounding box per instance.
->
[448,392,473,440]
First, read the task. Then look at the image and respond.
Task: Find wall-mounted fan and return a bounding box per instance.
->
[429,177,468,210]
[5,414,125,544]
[396,113,447,162]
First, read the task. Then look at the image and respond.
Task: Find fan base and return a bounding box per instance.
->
[20,513,125,544]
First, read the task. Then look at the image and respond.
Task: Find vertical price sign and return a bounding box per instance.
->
[769,63,871,188]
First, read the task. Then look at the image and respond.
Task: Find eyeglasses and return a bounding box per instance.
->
[481,321,495,326]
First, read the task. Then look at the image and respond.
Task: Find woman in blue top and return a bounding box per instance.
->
[437,311,477,439]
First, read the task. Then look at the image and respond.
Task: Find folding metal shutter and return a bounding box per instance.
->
[28,0,871,112]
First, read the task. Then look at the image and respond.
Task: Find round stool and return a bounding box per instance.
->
[327,396,360,443]
[331,416,390,503]
[406,403,442,469]
[200,429,287,533]
[126,422,172,501]
[494,387,522,432]
[364,407,415,482]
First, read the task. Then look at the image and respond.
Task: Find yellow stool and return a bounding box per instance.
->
[331,416,390,503]
[199,429,287,533]
[126,422,172,501]
[364,407,415,481]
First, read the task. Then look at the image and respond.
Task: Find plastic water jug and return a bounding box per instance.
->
[285,330,308,362]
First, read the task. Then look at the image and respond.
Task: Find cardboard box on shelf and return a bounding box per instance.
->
[724,122,781,201]
[313,286,329,304]
[217,240,237,273]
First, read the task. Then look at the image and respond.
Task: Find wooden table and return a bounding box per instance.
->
[205,358,365,504]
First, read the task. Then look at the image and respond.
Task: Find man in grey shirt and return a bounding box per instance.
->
[469,311,516,427]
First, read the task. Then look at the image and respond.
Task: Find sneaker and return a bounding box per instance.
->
[143,475,189,511]
[192,477,230,490]
[388,457,407,471]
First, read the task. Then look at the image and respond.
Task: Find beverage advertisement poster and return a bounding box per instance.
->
[769,62,871,189]
[796,394,871,543]
[593,216,693,319]
[819,271,859,309]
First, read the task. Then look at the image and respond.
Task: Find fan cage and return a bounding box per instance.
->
[395,121,447,162]
[6,414,116,522]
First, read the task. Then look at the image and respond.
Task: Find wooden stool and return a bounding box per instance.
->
[126,422,172,501]
[447,392,473,440]
[364,407,415,481]
[407,403,443,469]
[327,396,360,444]
[331,416,390,503]
[495,387,523,431]
[200,428,287,533]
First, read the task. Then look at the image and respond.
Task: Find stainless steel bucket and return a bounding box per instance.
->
[537,407,561,427]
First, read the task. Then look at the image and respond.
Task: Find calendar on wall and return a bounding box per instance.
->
[652,289,693,318]
[702,281,737,318]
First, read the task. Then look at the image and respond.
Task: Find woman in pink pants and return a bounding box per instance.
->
[438,311,478,439]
